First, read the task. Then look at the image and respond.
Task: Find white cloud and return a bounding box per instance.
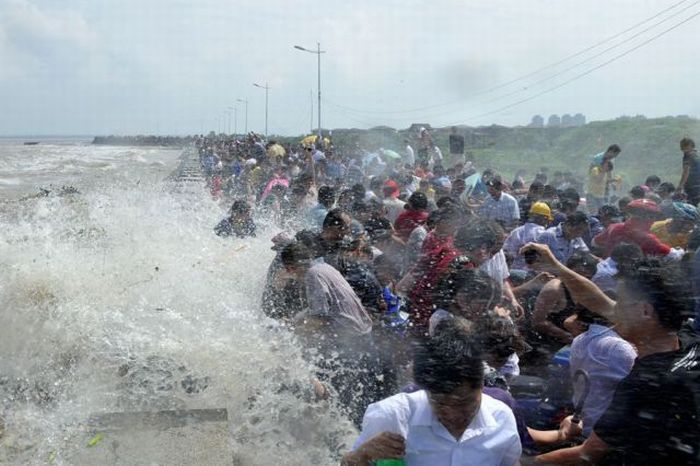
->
[0,0,699,135]
[0,0,97,72]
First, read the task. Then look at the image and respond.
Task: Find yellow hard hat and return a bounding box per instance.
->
[529,202,553,220]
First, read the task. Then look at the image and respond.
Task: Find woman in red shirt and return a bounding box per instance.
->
[394,192,430,242]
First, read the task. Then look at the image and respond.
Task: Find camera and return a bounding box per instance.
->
[523,249,540,265]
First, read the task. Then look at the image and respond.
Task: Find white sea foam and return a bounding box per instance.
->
[0,145,354,464]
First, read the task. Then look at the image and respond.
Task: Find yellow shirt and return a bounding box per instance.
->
[650,219,688,249]
[587,166,608,197]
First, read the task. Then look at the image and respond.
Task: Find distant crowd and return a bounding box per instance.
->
[197,130,700,466]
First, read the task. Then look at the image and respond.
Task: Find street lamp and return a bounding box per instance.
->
[225,109,232,135]
[252,83,270,138]
[294,42,325,147]
[227,106,237,135]
[236,98,248,134]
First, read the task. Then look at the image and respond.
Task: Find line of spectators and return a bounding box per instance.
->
[200,132,700,465]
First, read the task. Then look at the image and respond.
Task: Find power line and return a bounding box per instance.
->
[474,0,700,108]
[444,9,700,126]
[325,106,378,128]
[324,0,691,115]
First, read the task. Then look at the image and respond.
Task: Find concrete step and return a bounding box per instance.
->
[66,409,232,465]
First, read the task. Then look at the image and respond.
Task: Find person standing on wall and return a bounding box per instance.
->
[586,144,621,213]
[678,138,700,205]
[449,126,465,167]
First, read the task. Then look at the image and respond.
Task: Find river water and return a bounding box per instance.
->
[0,139,354,464]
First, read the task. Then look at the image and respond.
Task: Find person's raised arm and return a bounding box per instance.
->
[527,415,582,447]
[502,280,525,320]
[520,243,616,323]
[512,272,554,297]
[534,431,609,465]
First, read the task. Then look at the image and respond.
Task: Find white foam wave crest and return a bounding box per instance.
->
[0,179,354,464]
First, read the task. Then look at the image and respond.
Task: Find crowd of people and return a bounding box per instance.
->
[197,131,700,465]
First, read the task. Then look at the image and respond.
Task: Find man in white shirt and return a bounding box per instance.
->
[382,180,407,224]
[478,179,520,229]
[404,139,416,167]
[503,202,553,270]
[342,321,521,466]
[591,242,643,295]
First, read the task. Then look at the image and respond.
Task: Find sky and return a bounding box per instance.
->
[1,0,700,136]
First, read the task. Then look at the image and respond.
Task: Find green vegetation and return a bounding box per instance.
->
[283,115,699,187]
[460,115,699,185]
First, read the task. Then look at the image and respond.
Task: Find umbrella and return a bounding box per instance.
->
[267,143,286,158]
[460,173,482,203]
[380,149,401,161]
[362,152,381,167]
[300,135,330,148]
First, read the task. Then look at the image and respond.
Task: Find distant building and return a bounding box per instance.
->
[530,115,544,127]
[547,114,561,127]
[573,113,586,126]
[561,114,573,127]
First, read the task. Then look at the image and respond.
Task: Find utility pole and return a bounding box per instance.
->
[237,99,248,134]
[252,83,271,138]
[317,42,322,146]
[294,43,326,147]
[310,90,314,133]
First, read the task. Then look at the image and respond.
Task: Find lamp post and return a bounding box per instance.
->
[236,98,248,134]
[227,106,237,136]
[252,83,270,138]
[294,42,325,147]
[225,109,232,135]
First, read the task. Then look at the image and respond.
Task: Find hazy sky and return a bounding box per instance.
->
[2,0,700,136]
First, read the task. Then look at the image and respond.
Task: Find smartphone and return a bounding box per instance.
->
[523,249,540,265]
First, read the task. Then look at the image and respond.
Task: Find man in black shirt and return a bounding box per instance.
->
[523,243,700,466]
[214,200,256,238]
[679,137,700,205]
[448,126,465,166]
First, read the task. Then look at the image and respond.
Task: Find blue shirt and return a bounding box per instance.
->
[592,257,618,294]
[551,212,602,247]
[570,324,636,436]
[503,222,545,270]
[326,161,346,180]
[535,225,589,263]
[308,204,329,230]
[478,192,520,227]
[591,151,606,167]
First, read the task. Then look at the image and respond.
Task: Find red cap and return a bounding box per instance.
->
[627,198,661,214]
[383,180,400,198]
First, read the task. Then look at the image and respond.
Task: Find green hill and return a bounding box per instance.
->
[302,115,700,188]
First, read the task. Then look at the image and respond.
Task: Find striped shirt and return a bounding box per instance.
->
[478,192,520,227]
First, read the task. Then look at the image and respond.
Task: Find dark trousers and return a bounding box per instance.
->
[314,333,384,428]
